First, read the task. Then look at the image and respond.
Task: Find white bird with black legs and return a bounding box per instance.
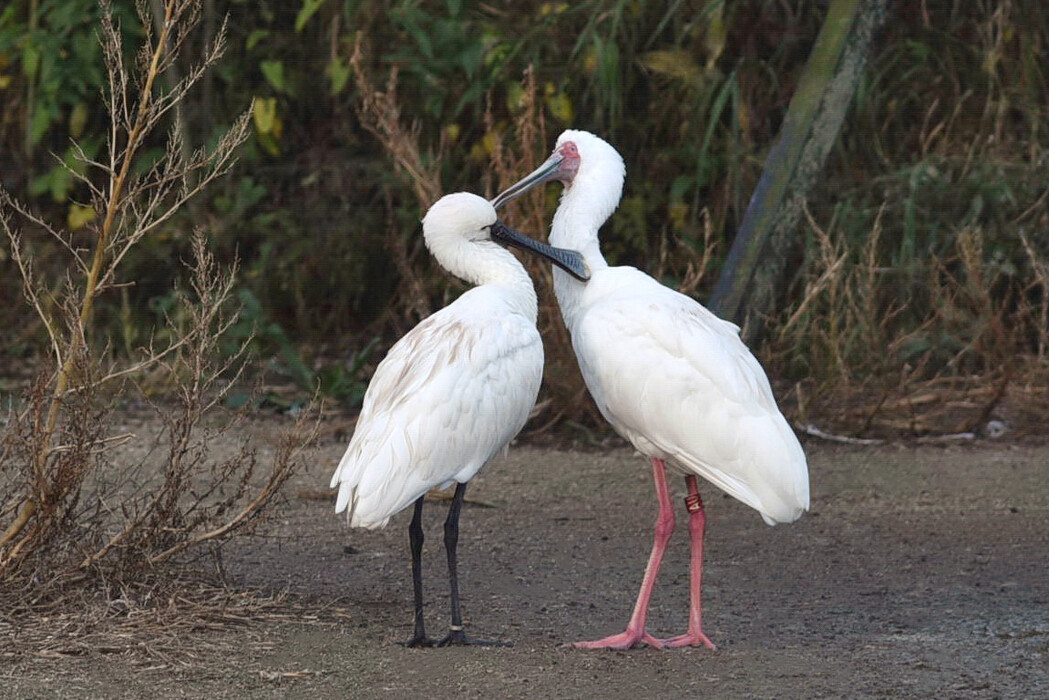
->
[331,192,589,647]
[493,131,809,650]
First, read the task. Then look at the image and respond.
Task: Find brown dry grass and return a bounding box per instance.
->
[0,571,348,672]
[0,0,320,627]
[773,206,1049,440]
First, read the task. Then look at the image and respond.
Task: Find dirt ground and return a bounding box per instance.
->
[4,417,1048,699]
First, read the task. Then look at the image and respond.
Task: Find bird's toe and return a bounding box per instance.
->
[571,629,663,650]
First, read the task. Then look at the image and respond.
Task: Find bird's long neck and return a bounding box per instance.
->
[438,241,538,322]
[549,183,613,326]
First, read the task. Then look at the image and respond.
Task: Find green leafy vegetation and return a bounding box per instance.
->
[0,0,1046,434]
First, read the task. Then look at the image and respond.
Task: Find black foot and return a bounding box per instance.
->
[399,634,436,648]
[436,628,513,647]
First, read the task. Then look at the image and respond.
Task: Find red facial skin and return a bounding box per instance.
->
[558,141,581,184]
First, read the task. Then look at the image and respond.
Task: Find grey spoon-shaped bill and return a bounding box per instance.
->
[489,152,565,211]
[490,219,590,282]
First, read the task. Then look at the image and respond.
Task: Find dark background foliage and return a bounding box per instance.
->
[1,0,1046,433]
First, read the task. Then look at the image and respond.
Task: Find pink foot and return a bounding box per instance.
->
[572,629,665,650]
[573,460,675,653]
[658,630,717,649]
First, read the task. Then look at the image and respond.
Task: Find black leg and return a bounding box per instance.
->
[401,496,434,648]
[444,482,467,635]
[436,482,511,647]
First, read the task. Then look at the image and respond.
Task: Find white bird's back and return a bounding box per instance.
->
[330,193,545,529]
[524,130,809,526]
[331,289,543,528]
[564,265,809,525]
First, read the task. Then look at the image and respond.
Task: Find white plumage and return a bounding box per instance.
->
[493,129,809,649]
[331,194,543,527]
[331,288,542,528]
[330,191,587,647]
[568,265,809,526]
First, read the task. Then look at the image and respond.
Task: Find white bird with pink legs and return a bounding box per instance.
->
[493,130,810,650]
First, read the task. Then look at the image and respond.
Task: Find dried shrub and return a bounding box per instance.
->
[0,0,316,596]
[348,32,443,327]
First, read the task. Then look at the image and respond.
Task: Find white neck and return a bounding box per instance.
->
[549,178,619,325]
[434,239,538,322]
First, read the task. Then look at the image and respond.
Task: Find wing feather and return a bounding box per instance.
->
[571,268,809,524]
[331,291,542,528]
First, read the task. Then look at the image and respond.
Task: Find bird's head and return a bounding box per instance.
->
[491,130,625,213]
[422,193,590,281]
[423,192,499,248]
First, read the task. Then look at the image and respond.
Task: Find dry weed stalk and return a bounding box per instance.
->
[776,203,894,388]
[778,204,849,380]
[774,207,1040,437]
[485,68,607,433]
[0,0,311,586]
[1018,229,1049,359]
[918,227,1013,375]
[348,32,440,323]
[656,207,717,298]
[348,32,442,208]
[486,67,550,247]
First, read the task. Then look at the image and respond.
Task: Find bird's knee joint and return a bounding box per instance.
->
[654,514,675,539]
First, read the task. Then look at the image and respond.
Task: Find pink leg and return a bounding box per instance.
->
[573,458,674,650]
[659,475,716,649]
